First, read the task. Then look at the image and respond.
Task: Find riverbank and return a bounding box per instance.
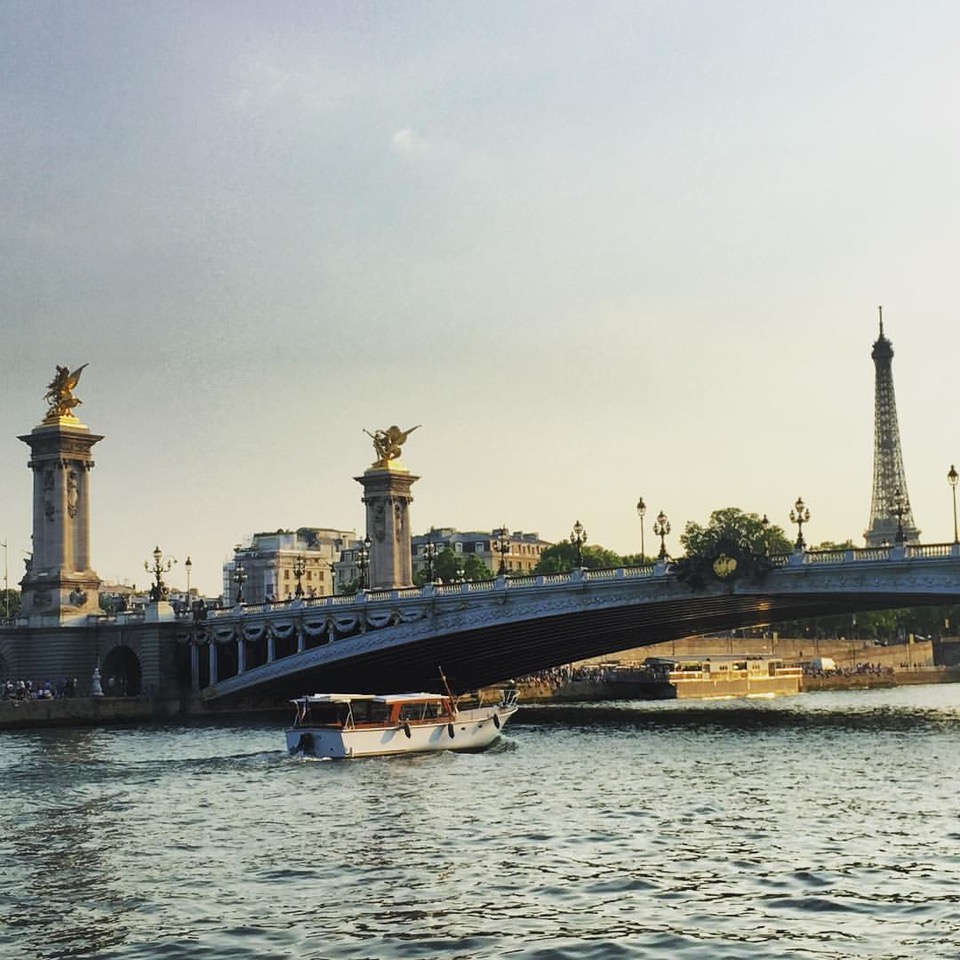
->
[0,696,185,729]
[510,665,960,703]
[4,666,959,730]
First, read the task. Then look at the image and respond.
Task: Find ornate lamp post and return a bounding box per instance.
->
[422,540,439,583]
[760,514,770,556]
[570,520,588,568]
[355,536,370,590]
[455,561,466,584]
[949,465,959,544]
[790,497,810,550]
[184,555,192,603]
[636,497,646,560]
[232,548,247,605]
[292,554,306,597]
[653,511,670,561]
[493,526,511,575]
[145,545,176,602]
[328,560,337,596]
[891,489,907,545]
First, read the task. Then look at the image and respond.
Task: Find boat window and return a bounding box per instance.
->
[304,702,343,727]
[350,700,390,724]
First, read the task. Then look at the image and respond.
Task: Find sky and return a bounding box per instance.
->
[1,1,959,596]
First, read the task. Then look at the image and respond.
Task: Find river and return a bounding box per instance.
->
[3,684,960,959]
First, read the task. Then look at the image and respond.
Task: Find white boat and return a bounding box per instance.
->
[285,688,519,759]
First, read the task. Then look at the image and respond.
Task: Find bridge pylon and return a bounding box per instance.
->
[356,462,419,589]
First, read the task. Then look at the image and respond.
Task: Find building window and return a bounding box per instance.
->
[455,542,463,554]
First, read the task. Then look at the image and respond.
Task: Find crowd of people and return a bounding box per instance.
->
[515,664,631,688]
[2,677,80,700]
[802,661,895,677]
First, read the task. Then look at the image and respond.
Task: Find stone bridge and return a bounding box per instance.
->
[187,543,960,701]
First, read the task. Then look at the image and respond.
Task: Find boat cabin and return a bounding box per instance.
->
[291,693,457,729]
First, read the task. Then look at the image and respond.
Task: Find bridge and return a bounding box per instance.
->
[186,542,960,701]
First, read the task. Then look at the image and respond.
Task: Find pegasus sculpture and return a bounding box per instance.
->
[43,363,88,421]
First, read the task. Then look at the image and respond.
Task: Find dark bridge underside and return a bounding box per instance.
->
[220,590,954,701]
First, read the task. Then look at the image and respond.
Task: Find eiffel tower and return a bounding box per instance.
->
[864,307,920,546]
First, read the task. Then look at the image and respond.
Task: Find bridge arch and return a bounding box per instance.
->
[101,645,142,697]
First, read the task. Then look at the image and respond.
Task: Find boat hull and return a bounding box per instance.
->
[286,703,517,759]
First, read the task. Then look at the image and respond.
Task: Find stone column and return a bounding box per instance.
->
[19,415,103,625]
[208,642,218,686]
[355,463,419,590]
[190,643,200,693]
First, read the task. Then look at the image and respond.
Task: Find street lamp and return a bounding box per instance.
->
[0,539,7,620]
[356,536,370,590]
[636,497,646,560]
[144,545,176,602]
[570,520,588,568]
[422,540,439,583]
[653,511,671,561]
[493,526,511,576]
[233,546,247,604]
[790,497,810,550]
[455,561,466,584]
[760,514,770,556]
[292,555,306,597]
[184,555,192,605]
[890,489,907,545]
[949,465,959,543]
[328,561,337,596]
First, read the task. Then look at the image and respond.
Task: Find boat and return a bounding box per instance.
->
[285,688,519,759]
[640,655,803,699]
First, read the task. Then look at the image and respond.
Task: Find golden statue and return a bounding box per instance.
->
[43,363,88,422]
[364,424,420,467]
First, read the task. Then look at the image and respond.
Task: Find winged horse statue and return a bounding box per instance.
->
[43,363,89,420]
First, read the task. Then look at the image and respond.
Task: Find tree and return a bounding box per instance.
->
[811,539,856,552]
[533,542,622,574]
[414,549,494,586]
[0,588,20,620]
[673,507,792,589]
[681,507,792,558]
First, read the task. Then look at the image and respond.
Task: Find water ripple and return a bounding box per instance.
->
[4,685,960,958]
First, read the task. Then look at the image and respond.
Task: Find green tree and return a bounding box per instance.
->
[673,507,792,589]
[414,549,494,586]
[533,542,622,574]
[681,507,792,558]
[461,554,494,581]
[810,539,856,551]
[0,588,20,620]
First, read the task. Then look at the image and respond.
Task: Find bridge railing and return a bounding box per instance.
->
[197,542,960,626]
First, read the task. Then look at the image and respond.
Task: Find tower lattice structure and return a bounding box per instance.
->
[864,308,920,546]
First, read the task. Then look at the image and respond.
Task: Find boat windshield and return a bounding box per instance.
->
[349,699,391,725]
[296,701,347,728]
[397,699,451,722]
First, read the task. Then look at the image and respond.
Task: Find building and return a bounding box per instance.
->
[224,528,359,604]
[412,527,552,579]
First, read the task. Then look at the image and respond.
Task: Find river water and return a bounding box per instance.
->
[3,684,960,960]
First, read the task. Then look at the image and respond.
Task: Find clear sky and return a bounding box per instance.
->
[1,1,958,596]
